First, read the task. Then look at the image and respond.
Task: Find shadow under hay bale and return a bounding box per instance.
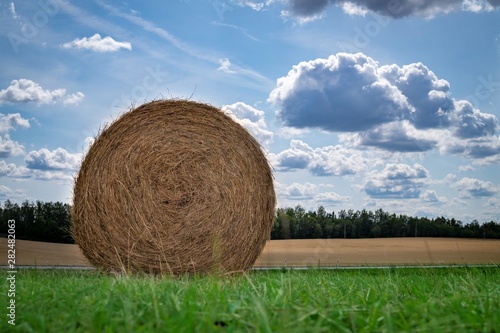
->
[72,100,275,275]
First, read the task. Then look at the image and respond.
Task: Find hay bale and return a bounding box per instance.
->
[72,100,275,275]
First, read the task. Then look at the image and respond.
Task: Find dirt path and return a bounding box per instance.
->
[1,238,499,268]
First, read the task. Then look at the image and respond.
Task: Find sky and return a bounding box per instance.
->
[0,0,499,224]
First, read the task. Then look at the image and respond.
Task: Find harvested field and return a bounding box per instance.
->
[255,238,500,267]
[1,239,91,267]
[1,238,499,268]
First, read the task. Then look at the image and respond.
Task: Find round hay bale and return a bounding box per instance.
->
[72,99,275,275]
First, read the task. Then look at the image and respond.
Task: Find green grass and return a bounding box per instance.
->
[2,267,499,332]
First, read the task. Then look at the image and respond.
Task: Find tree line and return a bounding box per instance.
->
[1,200,73,244]
[271,206,500,240]
[1,200,499,244]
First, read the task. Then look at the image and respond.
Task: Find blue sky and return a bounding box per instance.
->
[1,0,499,223]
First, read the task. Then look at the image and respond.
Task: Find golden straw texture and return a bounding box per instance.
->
[72,100,275,275]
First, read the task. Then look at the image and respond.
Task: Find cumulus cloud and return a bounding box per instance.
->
[0,79,85,105]
[277,126,309,139]
[308,143,368,176]
[0,160,73,182]
[270,139,368,176]
[269,53,499,162]
[278,182,317,200]
[221,102,274,147]
[452,177,498,198]
[421,190,447,205]
[452,100,497,138]
[0,161,28,178]
[276,181,350,204]
[62,34,132,52]
[361,163,429,199]
[316,191,350,204]
[439,134,500,165]
[0,113,30,158]
[276,182,351,206]
[0,136,24,158]
[462,0,497,12]
[24,148,82,171]
[0,113,30,133]
[271,139,313,171]
[282,0,498,20]
[63,92,85,105]
[340,120,439,152]
[269,53,411,132]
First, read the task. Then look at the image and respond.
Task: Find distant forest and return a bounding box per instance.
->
[271,206,500,240]
[1,200,72,244]
[1,200,499,244]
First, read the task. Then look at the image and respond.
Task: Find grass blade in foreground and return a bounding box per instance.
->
[2,267,498,332]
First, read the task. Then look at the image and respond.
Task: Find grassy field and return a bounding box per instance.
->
[2,267,499,332]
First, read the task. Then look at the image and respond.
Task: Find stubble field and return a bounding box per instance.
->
[2,237,500,268]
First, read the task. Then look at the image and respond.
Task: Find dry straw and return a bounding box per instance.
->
[72,99,275,275]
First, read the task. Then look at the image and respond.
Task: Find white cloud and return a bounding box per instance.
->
[217,58,235,73]
[421,190,447,205]
[238,1,267,11]
[439,134,500,165]
[221,102,274,147]
[269,53,413,132]
[277,126,309,139]
[280,8,326,24]
[277,182,317,200]
[316,191,350,204]
[0,160,30,178]
[0,113,30,158]
[281,0,499,20]
[271,139,313,171]
[0,79,85,106]
[462,0,494,12]
[63,92,85,105]
[341,2,369,16]
[361,163,429,199]
[269,53,499,163]
[308,144,368,176]
[383,163,429,180]
[24,148,82,171]
[0,79,65,104]
[452,177,498,198]
[271,139,368,176]
[0,113,30,133]
[451,100,497,138]
[0,160,74,183]
[433,173,458,186]
[62,34,132,52]
[340,120,440,152]
[276,181,350,207]
[458,165,475,172]
[0,136,24,158]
